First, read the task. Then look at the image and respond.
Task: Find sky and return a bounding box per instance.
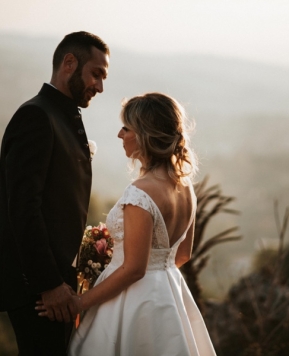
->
[0,0,289,68]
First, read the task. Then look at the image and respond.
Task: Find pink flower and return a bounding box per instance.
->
[97,222,106,230]
[94,238,108,255]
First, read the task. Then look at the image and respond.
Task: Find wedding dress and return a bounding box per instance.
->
[69,184,216,356]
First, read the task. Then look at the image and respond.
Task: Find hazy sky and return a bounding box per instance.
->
[1,0,289,67]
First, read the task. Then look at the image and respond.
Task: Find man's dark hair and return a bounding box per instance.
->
[52,31,110,71]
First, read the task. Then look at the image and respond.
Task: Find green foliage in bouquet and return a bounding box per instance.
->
[77,223,114,292]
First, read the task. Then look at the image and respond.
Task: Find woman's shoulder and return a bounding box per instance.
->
[123,180,155,208]
[131,177,155,197]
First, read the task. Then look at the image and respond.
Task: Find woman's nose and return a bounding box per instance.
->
[117,129,123,138]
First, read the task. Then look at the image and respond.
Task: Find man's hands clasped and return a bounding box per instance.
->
[35,283,82,323]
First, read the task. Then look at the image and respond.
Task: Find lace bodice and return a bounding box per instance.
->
[106,184,196,271]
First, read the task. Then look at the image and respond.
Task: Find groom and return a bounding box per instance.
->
[0,31,109,355]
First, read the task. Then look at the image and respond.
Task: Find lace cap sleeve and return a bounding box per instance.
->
[120,185,155,216]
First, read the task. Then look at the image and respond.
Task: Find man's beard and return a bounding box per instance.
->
[68,68,89,108]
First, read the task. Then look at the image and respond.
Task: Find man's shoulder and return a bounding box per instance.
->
[12,91,62,124]
[4,89,57,135]
[19,92,53,113]
[11,97,50,123]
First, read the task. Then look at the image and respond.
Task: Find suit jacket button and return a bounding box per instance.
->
[74,114,81,120]
[78,129,84,135]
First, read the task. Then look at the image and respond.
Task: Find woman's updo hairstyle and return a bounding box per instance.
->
[121,93,198,184]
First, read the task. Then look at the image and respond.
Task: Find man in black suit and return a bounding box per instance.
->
[0,31,110,355]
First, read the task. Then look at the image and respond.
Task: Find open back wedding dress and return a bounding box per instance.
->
[69,184,216,356]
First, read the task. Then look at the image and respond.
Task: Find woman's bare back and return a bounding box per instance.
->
[133,172,193,247]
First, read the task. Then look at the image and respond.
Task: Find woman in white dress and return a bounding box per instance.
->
[41,93,216,355]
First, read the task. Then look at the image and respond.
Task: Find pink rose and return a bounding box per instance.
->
[94,238,108,255]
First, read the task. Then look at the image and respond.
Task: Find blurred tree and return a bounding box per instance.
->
[204,202,289,355]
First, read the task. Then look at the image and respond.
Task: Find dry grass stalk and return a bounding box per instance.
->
[181,175,242,309]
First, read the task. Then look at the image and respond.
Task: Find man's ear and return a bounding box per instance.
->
[62,53,78,74]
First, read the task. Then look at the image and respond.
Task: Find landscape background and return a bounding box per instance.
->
[1,32,288,299]
[1,1,289,353]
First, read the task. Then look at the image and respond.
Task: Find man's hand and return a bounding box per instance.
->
[36,283,78,323]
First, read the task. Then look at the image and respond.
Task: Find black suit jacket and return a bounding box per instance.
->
[0,84,92,310]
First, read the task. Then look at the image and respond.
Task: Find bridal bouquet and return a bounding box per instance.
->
[77,223,114,292]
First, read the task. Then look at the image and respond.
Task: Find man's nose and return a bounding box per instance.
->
[95,79,103,93]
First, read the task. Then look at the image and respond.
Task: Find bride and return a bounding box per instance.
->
[41,92,216,355]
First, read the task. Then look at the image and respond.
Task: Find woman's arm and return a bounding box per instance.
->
[175,219,195,268]
[79,204,153,310]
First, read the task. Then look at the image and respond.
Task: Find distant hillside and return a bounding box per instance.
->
[1,32,289,297]
[1,32,289,156]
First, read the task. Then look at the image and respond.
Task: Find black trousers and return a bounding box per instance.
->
[7,267,77,356]
[7,295,73,356]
